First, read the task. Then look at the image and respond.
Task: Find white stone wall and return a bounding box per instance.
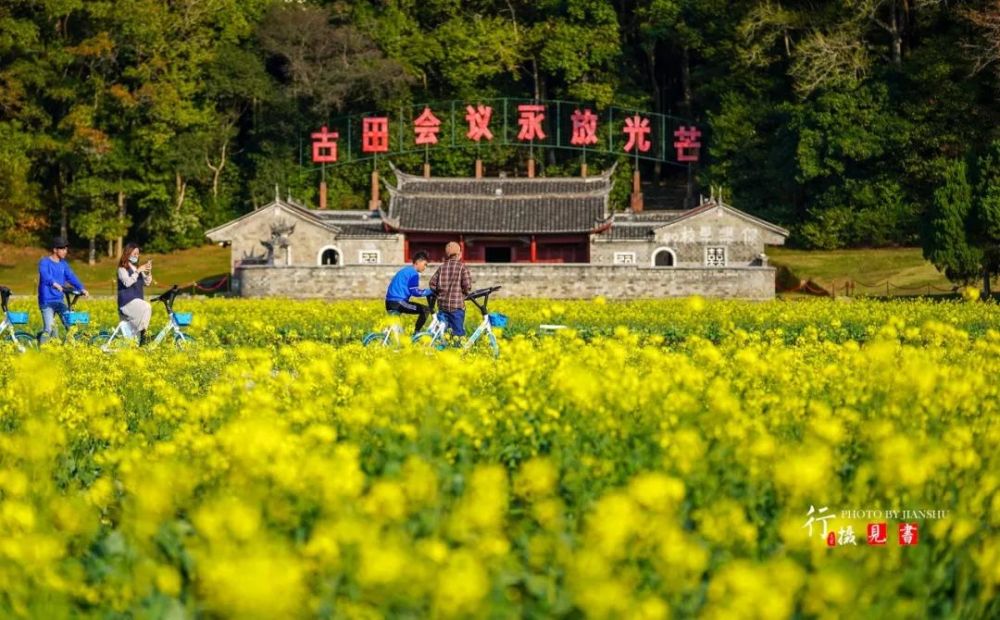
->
[593,206,785,268]
[235,264,778,300]
[214,204,333,270]
[214,204,405,268]
[330,238,405,266]
[590,241,658,266]
[652,207,784,266]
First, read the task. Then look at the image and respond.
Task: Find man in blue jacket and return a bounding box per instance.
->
[384,251,433,333]
[38,236,88,341]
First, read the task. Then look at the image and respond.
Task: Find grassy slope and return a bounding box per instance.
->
[0,244,230,298]
[768,247,958,295]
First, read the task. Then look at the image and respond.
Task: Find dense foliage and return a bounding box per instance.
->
[1,297,998,617]
[923,142,1000,289]
[0,0,998,253]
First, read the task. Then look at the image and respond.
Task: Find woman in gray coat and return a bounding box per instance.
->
[117,243,153,344]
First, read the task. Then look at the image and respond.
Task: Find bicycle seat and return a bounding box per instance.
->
[466,285,502,300]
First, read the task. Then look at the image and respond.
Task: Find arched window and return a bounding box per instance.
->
[652,247,676,267]
[318,246,340,266]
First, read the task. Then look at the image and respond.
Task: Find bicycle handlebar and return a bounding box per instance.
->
[151,284,179,303]
[465,285,502,316]
[151,285,181,313]
[63,287,85,308]
[465,285,502,300]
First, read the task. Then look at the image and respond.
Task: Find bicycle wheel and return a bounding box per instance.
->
[69,330,92,344]
[37,330,71,346]
[91,330,129,352]
[174,332,196,349]
[14,331,37,351]
[362,332,385,346]
[412,331,446,350]
[2,331,37,352]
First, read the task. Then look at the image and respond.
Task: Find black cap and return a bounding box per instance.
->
[51,236,68,249]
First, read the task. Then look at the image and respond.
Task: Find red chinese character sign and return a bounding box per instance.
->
[306,99,704,172]
[623,115,652,153]
[362,117,390,153]
[570,108,599,146]
[413,107,441,145]
[674,125,701,162]
[465,105,493,141]
[517,104,546,141]
[311,126,338,163]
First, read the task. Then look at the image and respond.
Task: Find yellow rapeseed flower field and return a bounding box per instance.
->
[0,297,998,618]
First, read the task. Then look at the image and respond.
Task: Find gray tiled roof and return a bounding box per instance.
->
[336,222,397,238]
[385,170,614,234]
[399,178,610,196]
[607,211,685,239]
[389,194,608,234]
[609,224,659,240]
[307,209,396,237]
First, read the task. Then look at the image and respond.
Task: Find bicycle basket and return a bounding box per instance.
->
[173,312,193,326]
[66,311,89,325]
[6,311,29,325]
[488,312,509,328]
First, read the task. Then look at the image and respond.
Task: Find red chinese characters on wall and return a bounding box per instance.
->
[413,107,441,145]
[570,108,599,146]
[465,105,493,141]
[517,104,546,141]
[311,107,704,163]
[623,115,652,153]
[673,125,701,162]
[362,117,390,153]
[311,125,339,163]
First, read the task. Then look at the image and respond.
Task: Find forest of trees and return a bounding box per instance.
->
[0,0,998,260]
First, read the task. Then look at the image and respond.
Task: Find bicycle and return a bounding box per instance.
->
[461,286,507,358]
[37,288,90,344]
[411,297,449,350]
[94,284,196,350]
[363,296,438,347]
[362,315,405,347]
[0,286,36,352]
[413,286,508,357]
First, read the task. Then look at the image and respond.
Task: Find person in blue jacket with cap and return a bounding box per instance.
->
[38,236,88,342]
[384,251,434,333]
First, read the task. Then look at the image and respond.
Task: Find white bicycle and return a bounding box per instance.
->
[92,285,195,351]
[411,297,448,349]
[364,296,439,348]
[361,318,406,347]
[0,286,36,352]
[412,286,507,357]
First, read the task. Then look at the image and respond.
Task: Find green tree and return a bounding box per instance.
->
[924,155,992,292]
[972,140,1000,295]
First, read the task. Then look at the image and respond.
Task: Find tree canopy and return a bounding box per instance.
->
[0,0,997,254]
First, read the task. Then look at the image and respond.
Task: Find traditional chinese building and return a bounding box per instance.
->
[205,166,789,299]
[383,165,613,263]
